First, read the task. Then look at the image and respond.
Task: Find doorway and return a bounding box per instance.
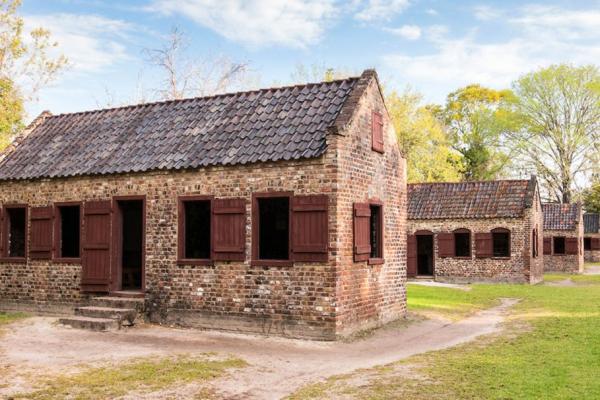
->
[114,198,145,291]
[416,234,434,276]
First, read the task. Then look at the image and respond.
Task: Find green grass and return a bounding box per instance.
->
[289,274,600,400]
[14,354,247,400]
[0,311,28,326]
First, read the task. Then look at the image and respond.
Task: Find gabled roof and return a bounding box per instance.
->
[0,70,378,181]
[542,203,581,231]
[407,177,537,220]
[584,213,600,234]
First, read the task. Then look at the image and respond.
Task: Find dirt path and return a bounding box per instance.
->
[0,298,517,399]
[584,264,600,275]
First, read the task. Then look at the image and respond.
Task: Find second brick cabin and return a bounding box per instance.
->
[407,177,544,284]
[542,203,584,273]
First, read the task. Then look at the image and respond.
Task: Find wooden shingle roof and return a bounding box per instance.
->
[407,177,537,220]
[543,203,581,231]
[0,71,377,181]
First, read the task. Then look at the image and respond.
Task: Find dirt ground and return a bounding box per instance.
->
[0,298,517,400]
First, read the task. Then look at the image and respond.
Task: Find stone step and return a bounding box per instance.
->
[110,291,145,299]
[75,306,137,325]
[59,316,119,332]
[91,296,145,312]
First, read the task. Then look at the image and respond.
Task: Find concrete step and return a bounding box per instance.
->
[91,296,145,312]
[59,316,119,332]
[75,306,137,325]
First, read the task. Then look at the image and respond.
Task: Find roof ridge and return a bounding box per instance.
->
[408,178,529,186]
[47,75,362,119]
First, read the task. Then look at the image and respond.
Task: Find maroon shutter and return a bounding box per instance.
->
[29,206,53,259]
[292,195,328,262]
[437,233,454,258]
[543,237,552,255]
[371,111,384,153]
[212,198,246,261]
[475,233,493,258]
[407,234,417,277]
[592,238,600,250]
[353,203,371,262]
[566,237,578,255]
[82,200,112,292]
[0,207,4,257]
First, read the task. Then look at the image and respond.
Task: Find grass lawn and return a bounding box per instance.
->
[289,274,600,399]
[13,354,247,399]
[0,311,28,327]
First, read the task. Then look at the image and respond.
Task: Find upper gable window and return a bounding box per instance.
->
[371,111,384,153]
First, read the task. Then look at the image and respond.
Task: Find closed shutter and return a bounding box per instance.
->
[82,200,112,292]
[543,237,552,255]
[437,233,454,258]
[212,198,246,261]
[371,111,384,153]
[592,238,600,250]
[475,232,493,258]
[566,237,578,255]
[29,206,53,259]
[0,207,4,256]
[353,203,371,262]
[292,195,328,262]
[407,234,417,277]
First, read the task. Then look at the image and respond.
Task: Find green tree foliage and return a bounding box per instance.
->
[0,0,67,148]
[510,64,600,203]
[582,181,600,213]
[388,89,461,183]
[440,84,518,181]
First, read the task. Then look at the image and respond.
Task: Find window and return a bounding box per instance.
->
[371,111,384,153]
[454,229,471,257]
[57,205,80,259]
[4,206,26,258]
[553,236,565,255]
[585,237,592,251]
[492,228,510,257]
[178,197,211,262]
[254,195,290,261]
[532,228,539,258]
[369,203,383,260]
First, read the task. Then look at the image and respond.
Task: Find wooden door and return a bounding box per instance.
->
[81,200,112,292]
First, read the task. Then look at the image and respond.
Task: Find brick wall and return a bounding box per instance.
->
[333,76,406,336]
[544,227,584,273]
[0,75,406,340]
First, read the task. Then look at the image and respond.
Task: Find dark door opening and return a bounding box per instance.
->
[417,234,434,276]
[117,200,144,291]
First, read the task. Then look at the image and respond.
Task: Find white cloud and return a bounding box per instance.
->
[425,8,438,16]
[473,5,502,21]
[386,24,421,40]
[24,13,134,73]
[354,0,410,21]
[383,5,600,102]
[148,0,338,48]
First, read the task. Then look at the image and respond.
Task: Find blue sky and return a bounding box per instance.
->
[21,0,600,118]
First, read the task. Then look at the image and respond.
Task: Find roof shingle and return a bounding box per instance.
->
[0,73,369,181]
[407,178,537,220]
[542,203,581,231]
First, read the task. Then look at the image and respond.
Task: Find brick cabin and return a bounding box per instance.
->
[583,213,600,262]
[406,177,544,284]
[0,70,407,340]
[542,203,584,273]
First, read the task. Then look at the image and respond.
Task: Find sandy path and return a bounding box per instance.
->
[584,264,600,275]
[0,298,517,399]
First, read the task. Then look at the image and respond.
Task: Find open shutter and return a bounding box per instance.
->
[407,234,417,278]
[437,233,454,258]
[353,203,371,262]
[543,237,551,255]
[0,207,4,257]
[566,237,578,255]
[292,195,328,262]
[212,198,246,261]
[82,200,112,292]
[475,232,493,258]
[592,238,600,250]
[532,229,538,257]
[29,206,53,259]
[371,111,384,153]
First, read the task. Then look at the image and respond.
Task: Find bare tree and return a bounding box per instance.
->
[142,27,253,100]
[510,64,600,203]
